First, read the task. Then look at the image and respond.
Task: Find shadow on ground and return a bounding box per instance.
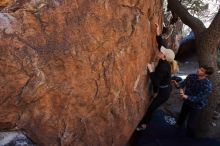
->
[131,110,220,146]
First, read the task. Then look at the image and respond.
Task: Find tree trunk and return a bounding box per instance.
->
[196,21,220,137]
[168,0,220,138]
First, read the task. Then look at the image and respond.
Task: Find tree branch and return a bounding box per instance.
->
[207,9,220,43]
[167,0,206,35]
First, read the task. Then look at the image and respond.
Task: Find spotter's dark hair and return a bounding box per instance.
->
[200,65,214,75]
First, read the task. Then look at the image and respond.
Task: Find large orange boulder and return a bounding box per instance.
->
[0,0,162,145]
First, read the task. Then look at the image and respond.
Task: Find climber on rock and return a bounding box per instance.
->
[136,23,179,131]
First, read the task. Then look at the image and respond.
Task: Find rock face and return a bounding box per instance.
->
[0,0,162,145]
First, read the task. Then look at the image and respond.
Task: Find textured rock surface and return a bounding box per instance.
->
[0,0,162,145]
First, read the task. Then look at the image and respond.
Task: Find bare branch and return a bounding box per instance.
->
[207,9,220,43]
[167,0,206,35]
